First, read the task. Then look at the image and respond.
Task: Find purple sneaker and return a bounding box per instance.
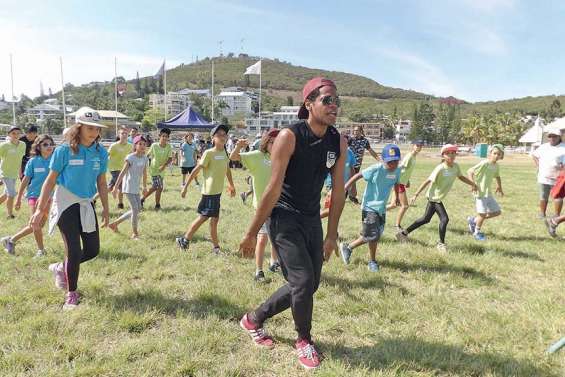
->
[48,262,67,290]
[63,291,80,310]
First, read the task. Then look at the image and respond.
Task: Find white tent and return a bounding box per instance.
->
[519,116,544,144]
[544,117,565,131]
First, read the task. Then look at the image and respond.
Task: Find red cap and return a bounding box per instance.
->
[298,77,336,119]
[267,128,280,137]
[441,144,458,155]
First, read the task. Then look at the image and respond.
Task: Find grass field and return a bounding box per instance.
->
[1,151,564,377]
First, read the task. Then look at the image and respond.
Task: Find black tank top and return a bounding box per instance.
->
[275,121,341,216]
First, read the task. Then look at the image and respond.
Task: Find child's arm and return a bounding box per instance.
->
[225,167,236,197]
[181,165,203,197]
[344,172,363,193]
[15,176,30,210]
[142,165,148,196]
[113,161,130,197]
[229,139,248,161]
[458,175,478,192]
[410,179,431,205]
[160,156,173,172]
[467,166,476,182]
[97,173,110,228]
[495,176,504,196]
[30,171,58,230]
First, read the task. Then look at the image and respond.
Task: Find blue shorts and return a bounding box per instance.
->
[361,210,385,242]
[197,194,221,218]
[151,175,164,190]
[108,171,121,188]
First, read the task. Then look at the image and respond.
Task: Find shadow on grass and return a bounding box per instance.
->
[317,336,557,377]
[456,244,545,261]
[98,250,147,262]
[322,275,410,297]
[450,227,543,242]
[99,289,244,321]
[380,260,495,285]
[141,204,189,213]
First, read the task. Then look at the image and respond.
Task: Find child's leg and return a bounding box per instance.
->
[118,190,123,206]
[395,191,409,227]
[255,233,269,272]
[129,194,141,236]
[434,202,449,243]
[6,196,15,216]
[0,193,6,205]
[368,241,378,261]
[109,210,132,231]
[349,236,367,250]
[405,201,436,234]
[475,213,487,230]
[209,216,220,247]
[32,213,47,250]
[554,198,563,216]
[270,242,279,263]
[143,186,156,200]
[155,187,163,205]
[184,215,209,240]
[181,173,187,186]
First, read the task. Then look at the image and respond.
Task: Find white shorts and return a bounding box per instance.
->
[475,196,501,214]
[1,177,17,197]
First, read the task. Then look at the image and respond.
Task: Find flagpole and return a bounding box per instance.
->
[164,59,167,120]
[60,57,67,129]
[9,54,16,126]
[211,60,215,124]
[258,59,262,131]
[114,56,118,135]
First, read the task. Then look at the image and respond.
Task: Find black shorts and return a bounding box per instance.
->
[197,194,221,217]
[108,171,121,188]
[181,166,195,175]
[361,210,385,242]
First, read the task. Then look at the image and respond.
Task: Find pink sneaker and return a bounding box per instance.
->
[63,291,80,310]
[296,339,321,369]
[239,313,275,349]
[48,262,67,290]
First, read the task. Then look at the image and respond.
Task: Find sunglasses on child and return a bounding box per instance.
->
[41,142,55,147]
[320,95,341,107]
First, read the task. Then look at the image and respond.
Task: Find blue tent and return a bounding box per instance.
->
[157,106,214,130]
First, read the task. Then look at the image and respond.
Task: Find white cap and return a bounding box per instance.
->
[546,127,562,136]
[74,107,106,128]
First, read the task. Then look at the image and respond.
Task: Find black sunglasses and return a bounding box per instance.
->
[41,143,55,147]
[320,95,341,107]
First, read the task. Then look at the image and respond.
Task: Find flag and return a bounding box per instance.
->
[153,61,165,79]
[244,60,261,75]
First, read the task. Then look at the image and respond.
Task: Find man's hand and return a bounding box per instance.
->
[323,237,338,262]
[227,184,236,197]
[239,233,256,258]
[14,198,21,211]
[29,209,44,231]
[495,186,504,197]
[100,208,110,228]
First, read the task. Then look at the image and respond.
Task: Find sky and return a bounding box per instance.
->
[1,0,564,103]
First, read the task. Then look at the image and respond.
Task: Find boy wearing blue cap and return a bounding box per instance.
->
[339,144,401,271]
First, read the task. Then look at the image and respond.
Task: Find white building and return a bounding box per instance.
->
[217,91,253,116]
[336,122,385,142]
[245,106,300,133]
[177,88,211,97]
[149,92,192,117]
[26,100,73,121]
[395,119,412,142]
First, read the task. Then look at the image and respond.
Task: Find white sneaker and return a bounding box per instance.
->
[436,242,448,253]
[48,262,68,290]
[34,249,46,258]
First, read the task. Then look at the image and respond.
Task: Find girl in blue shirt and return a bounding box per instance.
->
[1,135,55,257]
[30,110,109,310]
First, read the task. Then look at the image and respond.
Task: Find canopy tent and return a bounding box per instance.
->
[519,116,544,144]
[157,106,214,130]
[544,116,565,131]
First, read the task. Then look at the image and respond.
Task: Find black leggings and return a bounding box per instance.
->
[406,201,449,243]
[58,203,100,291]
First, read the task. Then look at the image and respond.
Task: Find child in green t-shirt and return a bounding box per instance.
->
[177,125,235,254]
[466,144,504,241]
[0,126,26,219]
[396,144,477,252]
[142,128,172,210]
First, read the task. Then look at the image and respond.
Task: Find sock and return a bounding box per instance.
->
[474,227,481,235]
[256,268,263,274]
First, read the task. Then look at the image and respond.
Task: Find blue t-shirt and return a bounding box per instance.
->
[361,163,400,214]
[50,143,108,199]
[24,155,52,199]
[325,148,357,188]
[181,142,196,167]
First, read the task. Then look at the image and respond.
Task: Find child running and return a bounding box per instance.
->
[177,124,235,254]
[180,132,200,188]
[230,129,281,281]
[466,144,505,241]
[105,126,130,209]
[108,135,149,239]
[396,144,477,252]
[339,144,401,271]
[545,155,565,237]
[1,134,55,256]
[29,109,109,310]
[141,127,172,210]
[387,139,424,231]
[0,126,26,219]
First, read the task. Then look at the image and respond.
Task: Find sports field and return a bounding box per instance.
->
[1,151,564,377]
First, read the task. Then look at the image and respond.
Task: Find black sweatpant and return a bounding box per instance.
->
[58,203,100,292]
[253,209,323,342]
[405,200,449,243]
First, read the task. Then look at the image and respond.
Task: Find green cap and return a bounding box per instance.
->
[490,144,504,158]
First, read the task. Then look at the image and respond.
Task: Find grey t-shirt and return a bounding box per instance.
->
[122,153,148,194]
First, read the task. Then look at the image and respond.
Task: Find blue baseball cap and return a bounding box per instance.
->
[411,139,424,145]
[382,144,401,162]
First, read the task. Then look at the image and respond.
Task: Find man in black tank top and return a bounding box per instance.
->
[239,77,347,369]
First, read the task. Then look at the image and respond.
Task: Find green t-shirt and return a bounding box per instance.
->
[470,160,500,198]
[426,162,462,202]
[148,143,172,177]
[108,141,131,171]
[240,150,271,209]
[398,152,417,185]
[0,140,26,179]
[199,149,228,195]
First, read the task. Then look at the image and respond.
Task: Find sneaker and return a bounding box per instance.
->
[395,230,409,243]
[349,196,360,205]
[63,291,80,310]
[48,262,67,290]
[212,246,222,256]
[254,270,266,282]
[117,203,124,210]
[436,242,448,253]
[473,232,486,241]
[175,237,190,250]
[1,236,15,255]
[368,260,379,272]
[295,339,321,369]
[394,225,404,233]
[239,313,275,349]
[240,192,247,204]
[269,261,281,273]
[34,249,46,258]
[154,204,161,211]
[467,216,476,234]
[339,242,352,265]
[545,218,558,238]
[6,214,15,219]
[195,182,200,188]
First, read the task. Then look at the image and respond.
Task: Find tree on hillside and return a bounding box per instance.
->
[410,101,434,143]
[142,107,166,131]
[547,99,562,120]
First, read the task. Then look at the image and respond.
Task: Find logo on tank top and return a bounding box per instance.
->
[326,151,336,168]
